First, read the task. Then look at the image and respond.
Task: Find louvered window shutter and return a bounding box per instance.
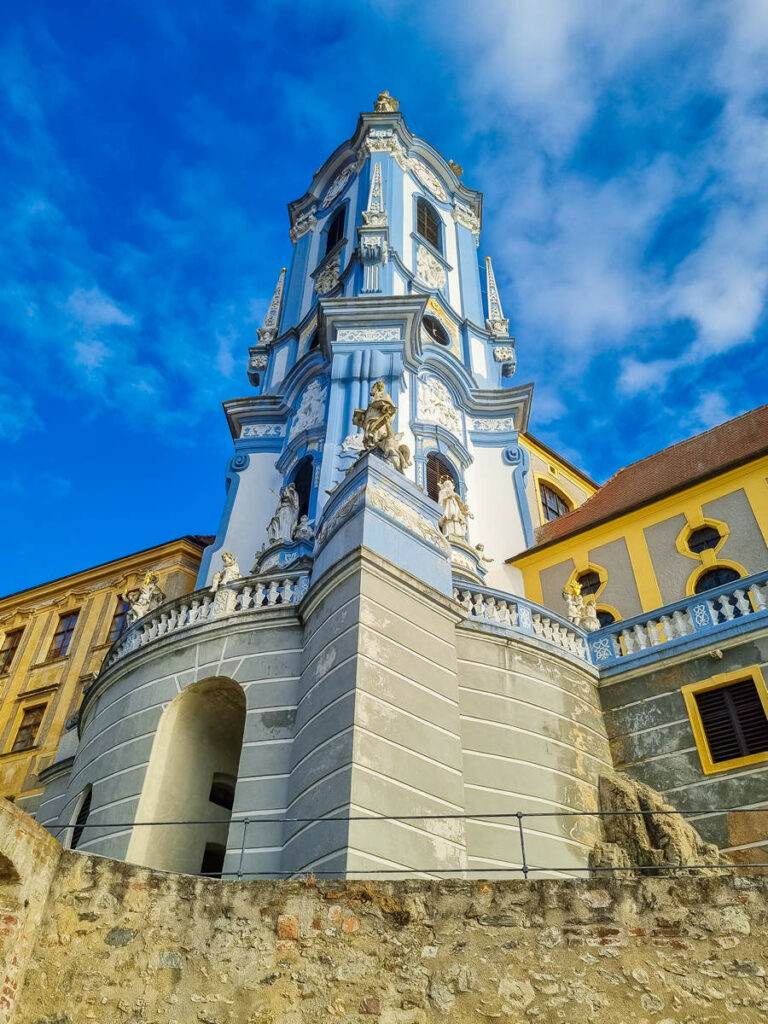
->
[695,679,768,763]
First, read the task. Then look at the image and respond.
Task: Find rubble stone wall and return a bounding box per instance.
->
[4,801,768,1023]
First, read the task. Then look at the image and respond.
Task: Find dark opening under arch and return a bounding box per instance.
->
[426,453,456,503]
[292,456,314,519]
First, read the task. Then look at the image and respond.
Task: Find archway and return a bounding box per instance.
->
[126,677,246,876]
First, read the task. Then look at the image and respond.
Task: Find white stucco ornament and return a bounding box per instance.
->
[322,165,354,209]
[289,379,327,439]
[417,378,463,437]
[416,245,446,291]
[293,515,314,541]
[314,260,341,296]
[411,159,448,202]
[241,423,284,439]
[210,552,242,591]
[471,417,516,432]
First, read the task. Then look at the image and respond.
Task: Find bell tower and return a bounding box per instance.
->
[200,90,534,595]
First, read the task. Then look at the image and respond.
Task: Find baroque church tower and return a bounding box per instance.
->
[38,94,610,881]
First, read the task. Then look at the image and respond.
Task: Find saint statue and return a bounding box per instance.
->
[437,475,473,540]
[352,380,412,474]
[562,580,601,633]
[267,484,300,544]
[210,552,242,591]
[124,571,165,625]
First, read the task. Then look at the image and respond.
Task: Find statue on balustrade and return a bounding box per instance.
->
[352,380,412,475]
[563,580,601,633]
[123,571,165,625]
[210,552,242,591]
[437,475,473,540]
[267,484,300,544]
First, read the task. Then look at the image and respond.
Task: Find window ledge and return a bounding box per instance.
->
[30,657,68,669]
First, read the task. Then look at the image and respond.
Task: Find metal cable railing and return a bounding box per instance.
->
[48,806,768,880]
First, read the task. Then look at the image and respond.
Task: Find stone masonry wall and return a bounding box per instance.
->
[4,800,768,1022]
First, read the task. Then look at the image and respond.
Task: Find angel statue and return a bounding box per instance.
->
[210,552,242,591]
[267,483,300,544]
[352,380,412,474]
[437,475,473,540]
[123,571,165,625]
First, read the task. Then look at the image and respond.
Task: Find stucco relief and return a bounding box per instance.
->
[471,417,516,432]
[321,165,354,209]
[416,245,446,291]
[368,485,450,554]
[241,423,284,439]
[288,379,327,440]
[314,260,341,296]
[411,159,448,202]
[493,347,515,362]
[336,327,401,343]
[289,209,317,242]
[417,378,463,437]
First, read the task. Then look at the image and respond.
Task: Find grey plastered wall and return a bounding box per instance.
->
[598,629,768,862]
[589,537,643,618]
[704,489,768,573]
[47,609,303,873]
[283,548,468,877]
[456,625,610,874]
[540,559,576,617]
[643,513,695,605]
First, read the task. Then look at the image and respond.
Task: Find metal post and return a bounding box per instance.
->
[516,811,529,879]
[237,818,249,880]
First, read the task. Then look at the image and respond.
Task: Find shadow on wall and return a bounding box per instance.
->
[125,677,246,876]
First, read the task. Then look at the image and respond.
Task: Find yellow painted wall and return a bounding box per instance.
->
[519,433,597,529]
[0,538,209,811]
[511,456,768,617]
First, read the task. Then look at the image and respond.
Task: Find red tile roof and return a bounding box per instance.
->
[516,404,768,556]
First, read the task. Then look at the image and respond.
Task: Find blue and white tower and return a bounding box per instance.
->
[200,90,533,595]
[39,94,609,882]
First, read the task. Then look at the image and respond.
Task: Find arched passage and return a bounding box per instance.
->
[126,677,246,875]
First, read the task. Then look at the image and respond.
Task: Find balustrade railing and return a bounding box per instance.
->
[587,570,768,666]
[104,570,310,670]
[453,584,589,662]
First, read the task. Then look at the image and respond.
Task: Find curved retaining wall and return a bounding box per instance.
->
[38,549,610,878]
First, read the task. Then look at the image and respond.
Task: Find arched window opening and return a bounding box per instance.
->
[201,842,227,878]
[577,571,601,597]
[291,456,314,520]
[70,786,92,851]
[540,483,571,522]
[688,526,721,554]
[423,315,449,346]
[694,566,741,595]
[325,207,345,255]
[308,330,320,351]
[426,453,457,503]
[596,609,616,628]
[126,677,246,876]
[416,198,440,250]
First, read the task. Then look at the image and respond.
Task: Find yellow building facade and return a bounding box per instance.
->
[0,536,211,814]
[510,407,768,626]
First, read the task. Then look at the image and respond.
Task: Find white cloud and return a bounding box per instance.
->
[66,287,135,329]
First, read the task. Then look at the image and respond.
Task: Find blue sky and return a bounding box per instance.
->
[2,1,767,594]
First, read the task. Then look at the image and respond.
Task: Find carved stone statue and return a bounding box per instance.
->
[267,484,300,544]
[563,580,601,633]
[124,572,165,625]
[352,380,412,475]
[293,515,314,542]
[210,552,242,591]
[374,90,399,113]
[437,475,473,540]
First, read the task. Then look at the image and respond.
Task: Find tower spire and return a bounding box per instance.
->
[257,267,286,344]
[484,257,509,337]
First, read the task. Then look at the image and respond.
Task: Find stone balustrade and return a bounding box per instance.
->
[453,584,590,663]
[587,569,768,667]
[104,571,311,670]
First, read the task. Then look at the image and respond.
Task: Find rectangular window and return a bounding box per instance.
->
[0,628,24,674]
[11,704,46,752]
[47,611,79,660]
[108,600,130,643]
[683,667,768,774]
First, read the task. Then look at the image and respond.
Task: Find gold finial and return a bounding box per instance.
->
[374,90,399,113]
[449,160,463,177]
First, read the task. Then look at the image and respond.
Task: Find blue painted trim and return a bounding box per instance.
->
[502,439,535,548]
